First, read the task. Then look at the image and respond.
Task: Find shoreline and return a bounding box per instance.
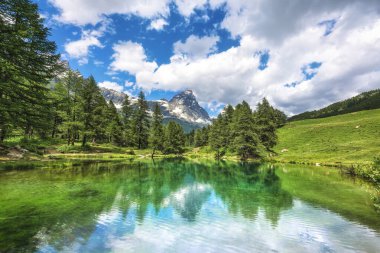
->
[1,145,378,186]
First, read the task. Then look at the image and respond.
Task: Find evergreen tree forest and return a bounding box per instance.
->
[198,99,286,160]
[0,0,286,160]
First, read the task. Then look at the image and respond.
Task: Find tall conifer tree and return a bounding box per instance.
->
[149,103,164,157]
[132,91,150,149]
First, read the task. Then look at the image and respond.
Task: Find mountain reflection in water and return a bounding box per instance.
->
[0,159,379,252]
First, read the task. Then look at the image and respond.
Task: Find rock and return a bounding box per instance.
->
[7,148,24,159]
[6,145,29,159]
[281,149,288,153]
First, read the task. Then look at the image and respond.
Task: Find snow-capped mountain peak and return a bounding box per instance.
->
[169,90,210,124]
[100,88,211,130]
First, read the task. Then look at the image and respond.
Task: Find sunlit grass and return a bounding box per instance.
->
[274,109,380,166]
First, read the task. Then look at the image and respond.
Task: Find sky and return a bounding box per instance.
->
[36,0,380,116]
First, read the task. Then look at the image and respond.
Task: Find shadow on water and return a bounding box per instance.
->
[0,159,379,252]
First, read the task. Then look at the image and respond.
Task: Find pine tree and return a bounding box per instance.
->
[231,101,262,160]
[132,91,150,149]
[121,94,133,146]
[164,121,185,154]
[194,127,209,147]
[255,98,278,150]
[209,114,229,159]
[0,0,61,143]
[54,70,84,145]
[223,104,235,147]
[106,101,124,145]
[194,129,203,147]
[149,103,164,157]
[185,129,195,147]
[80,76,103,147]
[273,108,287,128]
[92,92,109,143]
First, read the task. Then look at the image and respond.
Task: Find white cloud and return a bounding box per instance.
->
[93,60,104,66]
[49,0,226,26]
[98,81,124,92]
[174,0,225,17]
[173,35,219,61]
[148,18,168,31]
[49,0,170,26]
[131,1,380,114]
[132,4,380,114]
[64,19,111,64]
[174,0,208,17]
[65,36,102,65]
[54,0,380,114]
[137,35,259,102]
[110,41,158,75]
[124,81,134,87]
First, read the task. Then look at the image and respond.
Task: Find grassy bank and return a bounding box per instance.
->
[1,109,379,175]
[274,109,380,166]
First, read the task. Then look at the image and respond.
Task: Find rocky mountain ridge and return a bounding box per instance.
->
[100,88,211,131]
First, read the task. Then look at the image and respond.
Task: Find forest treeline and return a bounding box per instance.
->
[0,0,286,160]
[289,89,380,121]
[191,100,286,159]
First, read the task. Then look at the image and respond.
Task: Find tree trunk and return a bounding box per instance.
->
[51,116,58,138]
[0,127,6,143]
[82,134,87,147]
[67,129,71,145]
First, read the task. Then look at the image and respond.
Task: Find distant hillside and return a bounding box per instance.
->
[290,89,380,121]
[275,109,380,165]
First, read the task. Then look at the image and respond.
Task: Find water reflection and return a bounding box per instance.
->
[0,160,379,252]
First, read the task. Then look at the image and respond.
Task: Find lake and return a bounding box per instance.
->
[0,159,379,252]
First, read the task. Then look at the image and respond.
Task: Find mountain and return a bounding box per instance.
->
[100,88,211,132]
[289,89,380,121]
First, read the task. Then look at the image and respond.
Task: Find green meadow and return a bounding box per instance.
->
[274,109,380,166]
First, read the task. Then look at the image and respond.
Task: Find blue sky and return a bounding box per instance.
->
[35,0,380,116]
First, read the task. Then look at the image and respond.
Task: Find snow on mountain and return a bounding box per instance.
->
[168,90,211,124]
[100,88,211,131]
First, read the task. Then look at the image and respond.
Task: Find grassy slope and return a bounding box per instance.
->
[274,109,380,166]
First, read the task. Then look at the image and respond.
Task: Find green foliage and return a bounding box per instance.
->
[121,94,133,145]
[131,91,150,149]
[149,103,164,156]
[194,127,209,147]
[209,114,229,159]
[255,98,278,150]
[231,101,263,160]
[106,101,124,145]
[52,70,84,145]
[80,76,103,146]
[0,0,61,142]
[164,121,185,154]
[290,89,380,121]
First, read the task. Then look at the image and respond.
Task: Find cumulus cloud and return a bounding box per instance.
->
[64,19,111,64]
[49,0,225,26]
[54,0,380,114]
[49,0,170,26]
[110,41,158,75]
[65,36,102,65]
[98,81,124,92]
[148,18,168,31]
[123,0,380,115]
[173,35,219,61]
